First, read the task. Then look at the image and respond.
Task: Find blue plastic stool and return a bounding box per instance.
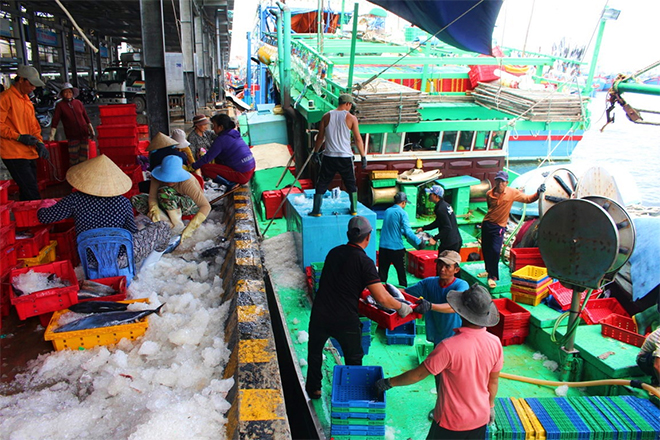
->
[77,228,135,284]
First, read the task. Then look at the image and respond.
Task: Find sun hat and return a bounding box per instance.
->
[151,155,191,183]
[347,215,372,241]
[495,170,509,181]
[425,184,444,198]
[171,128,190,148]
[447,284,500,327]
[436,250,461,266]
[16,64,45,87]
[59,82,79,98]
[338,94,354,105]
[65,154,132,197]
[146,132,178,152]
[192,114,210,127]
[393,192,407,204]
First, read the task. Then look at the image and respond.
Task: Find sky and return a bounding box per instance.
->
[229,0,660,75]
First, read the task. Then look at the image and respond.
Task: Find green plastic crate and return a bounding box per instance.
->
[371,178,397,188]
[415,341,434,365]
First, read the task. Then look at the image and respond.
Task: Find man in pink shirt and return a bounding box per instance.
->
[374,284,503,439]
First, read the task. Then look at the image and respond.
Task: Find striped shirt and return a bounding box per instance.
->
[639,328,660,358]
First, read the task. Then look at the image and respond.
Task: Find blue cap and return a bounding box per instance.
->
[425,185,444,198]
[151,155,191,183]
[495,170,509,181]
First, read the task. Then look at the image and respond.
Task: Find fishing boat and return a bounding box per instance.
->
[241,2,660,439]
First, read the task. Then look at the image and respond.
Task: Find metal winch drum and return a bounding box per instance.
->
[370,186,398,205]
[538,168,578,217]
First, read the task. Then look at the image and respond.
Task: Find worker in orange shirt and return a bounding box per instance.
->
[0,65,50,200]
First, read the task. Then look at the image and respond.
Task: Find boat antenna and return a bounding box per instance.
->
[521,0,536,56]
[354,0,486,91]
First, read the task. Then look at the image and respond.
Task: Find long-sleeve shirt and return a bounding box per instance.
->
[0,86,42,159]
[52,98,91,141]
[37,192,137,235]
[379,204,420,250]
[483,187,539,227]
[149,175,211,217]
[186,129,216,160]
[422,199,462,247]
[192,129,255,173]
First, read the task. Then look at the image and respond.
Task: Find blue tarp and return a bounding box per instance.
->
[370,0,503,55]
[629,217,660,300]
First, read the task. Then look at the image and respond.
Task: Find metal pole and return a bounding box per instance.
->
[27,10,41,71]
[194,14,204,109]
[180,0,196,120]
[140,0,170,137]
[615,82,660,96]
[67,29,78,87]
[340,0,346,32]
[202,23,210,107]
[59,18,69,81]
[584,14,607,96]
[215,12,225,102]
[564,288,582,352]
[13,2,28,64]
[346,2,359,91]
[281,5,292,111]
[245,31,252,105]
[95,34,103,83]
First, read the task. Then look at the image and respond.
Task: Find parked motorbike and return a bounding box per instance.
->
[79,85,97,104]
[31,83,59,128]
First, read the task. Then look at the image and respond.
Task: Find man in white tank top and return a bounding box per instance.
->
[309,94,367,216]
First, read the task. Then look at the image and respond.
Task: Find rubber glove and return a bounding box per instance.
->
[312,151,322,165]
[361,156,367,169]
[415,298,432,314]
[148,204,162,222]
[374,378,392,395]
[397,302,413,318]
[36,143,49,160]
[537,183,546,193]
[87,123,95,138]
[181,212,207,241]
[489,407,496,425]
[48,128,56,142]
[17,134,38,146]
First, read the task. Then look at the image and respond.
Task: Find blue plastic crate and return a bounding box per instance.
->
[525,398,561,440]
[331,410,386,420]
[330,334,371,356]
[331,365,386,409]
[385,321,416,345]
[330,424,386,436]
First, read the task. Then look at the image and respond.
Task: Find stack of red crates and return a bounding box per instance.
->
[262,187,304,219]
[97,104,139,165]
[0,184,16,328]
[510,247,545,272]
[407,250,437,278]
[488,298,531,346]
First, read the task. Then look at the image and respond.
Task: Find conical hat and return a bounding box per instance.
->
[147,132,178,151]
[66,155,132,197]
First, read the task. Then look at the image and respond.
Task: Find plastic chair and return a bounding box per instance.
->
[77,228,135,284]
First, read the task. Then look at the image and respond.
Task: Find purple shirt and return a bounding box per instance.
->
[192,129,255,173]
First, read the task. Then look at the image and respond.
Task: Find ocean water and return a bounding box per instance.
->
[512,92,660,207]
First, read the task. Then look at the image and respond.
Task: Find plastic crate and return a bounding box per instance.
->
[330,425,386,436]
[44,298,150,351]
[49,222,78,267]
[137,140,150,154]
[331,365,386,409]
[416,341,434,364]
[0,202,11,227]
[331,410,386,420]
[98,104,137,117]
[511,276,552,290]
[12,199,60,228]
[97,124,138,139]
[468,64,499,88]
[358,288,422,330]
[407,249,437,276]
[136,124,149,141]
[511,265,548,283]
[369,170,399,180]
[100,114,137,126]
[298,178,314,190]
[10,260,79,320]
[510,280,551,295]
[600,314,645,346]
[0,245,17,275]
[78,276,128,303]
[18,240,57,267]
[512,290,549,307]
[104,153,138,166]
[0,180,10,204]
[385,321,416,345]
[510,247,545,272]
[547,281,601,311]
[371,178,397,188]
[120,164,144,186]
[0,223,16,249]
[97,136,138,149]
[581,298,628,325]
[15,227,50,258]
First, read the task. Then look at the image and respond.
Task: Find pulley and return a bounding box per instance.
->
[575,166,624,205]
[538,168,578,217]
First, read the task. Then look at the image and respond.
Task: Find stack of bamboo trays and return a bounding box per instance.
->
[353,78,422,124]
[472,83,584,122]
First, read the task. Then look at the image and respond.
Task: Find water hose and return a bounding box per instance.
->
[500,371,660,399]
[550,289,594,345]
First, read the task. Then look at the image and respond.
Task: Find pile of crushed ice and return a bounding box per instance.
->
[11,271,69,296]
[0,192,235,439]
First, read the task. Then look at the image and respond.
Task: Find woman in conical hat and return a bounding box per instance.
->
[146,132,190,171]
[37,155,171,269]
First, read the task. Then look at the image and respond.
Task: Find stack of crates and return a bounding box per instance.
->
[330,365,386,439]
[407,249,437,278]
[510,266,552,306]
[488,298,531,346]
[11,200,60,267]
[0,182,15,327]
[385,320,416,345]
[49,221,78,267]
[331,318,372,356]
[262,187,304,219]
[310,262,324,296]
[97,104,139,165]
[510,247,545,272]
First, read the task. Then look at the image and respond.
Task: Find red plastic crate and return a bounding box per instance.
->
[98,104,137,118]
[10,260,79,320]
[601,314,645,347]
[581,298,628,325]
[0,223,16,248]
[510,247,545,272]
[100,115,137,126]
[78,276,128,303]
[0,202,12,227]
[1,270,11,317]
[0,245,17,275]
[407,250,437,275]
[97,124,138,139]
[468,64,499,88]
[280,187,303,217]
[12,199,60,228]
[119,164,144,186]
[104,153,138,166]
[36,142,69,186]
[262,190,284,219]
[97,135,138,149]
[547,281,601,311]
[15,227,50,258]
[87,140,98,159]
[137,140,150,154]
[49,222,79,267]
[298,179,314,190]
[137,125,149,141]
[488,298,531,345]
[0,180,10,204]
[358,288,422,330]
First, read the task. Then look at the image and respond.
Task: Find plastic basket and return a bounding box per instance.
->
[12,199,60,228]
[10,260,79,320]
[0,223,16,249]
[15,227,50,259]
[0,245,17,275]
[104,153,138,166]
[512,290,549,307]
[44,298,150,351]
[331,365,386,409]
[49,222,78,267]
[581,298,628,325]
[18,240,57,267]
[0,180,10,204]
[385,321,416,345]
[97,124,138,139]
[510,247,545,272]
[98,104,137,117]
[510,281,551,295]
[97,136,138,149]
[120,164,144,186]
[371,178,397,188]
[100,115,137,126]
[358,288,422,330]
[78,276,128,303]
[407,249,436,275]
[0,203,11,227]
[369,170,399,180]
[600,314,644,347]
[547,281,601,311]
[511,265,548,283]
[468,64,499,88]
[416,341,434,365]
[137,140,150,154]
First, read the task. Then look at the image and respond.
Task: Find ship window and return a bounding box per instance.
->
[488,131,506,150]
[367,133,384,154]
[126,70,141,87]
[404,132,439,152]
[440,131,458,152]
[384,132,403,154]
[474,132,488,150]
[458,131,475,151]
[353,134,367,154]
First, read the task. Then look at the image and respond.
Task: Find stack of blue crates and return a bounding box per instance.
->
[385,321,416,345]
[331,318,372,356]
[331,365,386,439]
[310,262,323,295]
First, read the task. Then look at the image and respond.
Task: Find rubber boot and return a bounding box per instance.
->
[166,208,184,229]
[349,192,358,216]
[308,194,323,217]
[633,306,660,335]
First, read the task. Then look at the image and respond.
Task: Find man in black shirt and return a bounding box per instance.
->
[417,185,462,253]
[305,216,423,399]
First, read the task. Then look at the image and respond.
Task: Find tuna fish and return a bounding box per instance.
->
[53,304,165,333]
[365,284,411,314]
[68,301,130,314]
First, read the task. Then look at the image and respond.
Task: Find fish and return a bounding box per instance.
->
[80,280,117,296]
[53,304,165,333]
[68,301,130,314]
[162,235,182,254]
[385,283,412,305]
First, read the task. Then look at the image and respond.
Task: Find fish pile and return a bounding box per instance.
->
[53,303,165,333]
[77,280,119,299]
[12,271,70,296]
[364,283,412,314]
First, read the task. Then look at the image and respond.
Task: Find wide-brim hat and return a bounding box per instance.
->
[16,64,45,87]
[171,128,190,148]
[151,154,191,183]
[147,132,178,152]
[447,284,500,327]
[60,82,79,98]
[66,155,132,197]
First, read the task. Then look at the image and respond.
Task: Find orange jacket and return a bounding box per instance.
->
[483,186,539,227]
[0,86,42,159]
